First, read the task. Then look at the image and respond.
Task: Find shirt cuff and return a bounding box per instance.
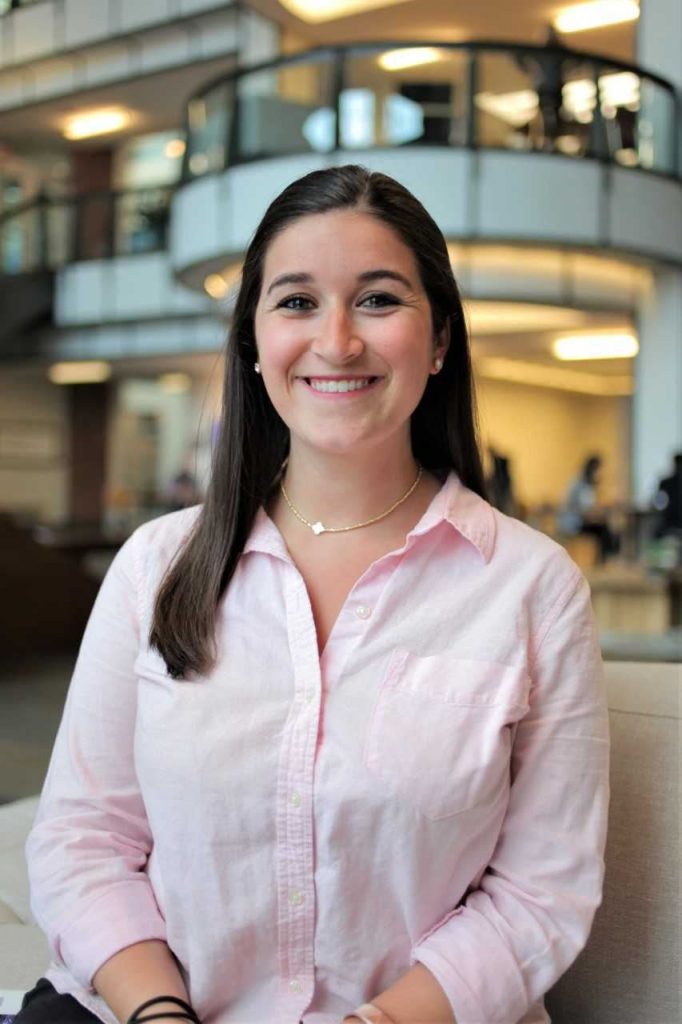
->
[411,906,528,1024]
[57,878,168,989]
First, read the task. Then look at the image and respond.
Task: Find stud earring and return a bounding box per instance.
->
[433,356,443,372]
[254,362,261,374]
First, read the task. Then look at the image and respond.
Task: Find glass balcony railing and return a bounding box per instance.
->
[0,185,174,275]
[182,42,679,181]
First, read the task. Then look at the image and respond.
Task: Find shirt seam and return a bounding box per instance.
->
[529,565,583,671]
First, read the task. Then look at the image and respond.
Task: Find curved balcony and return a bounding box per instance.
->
[0,185,210,334]
[0,185,175,274]
[171,41,682,291]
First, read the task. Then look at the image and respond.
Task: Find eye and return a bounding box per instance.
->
[275,294,315,311]
[359,292,401,309]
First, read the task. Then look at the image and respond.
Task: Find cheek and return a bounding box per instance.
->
[258,323,307,377]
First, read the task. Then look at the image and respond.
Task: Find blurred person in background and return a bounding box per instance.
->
[558,454,620,564]
[652,452,682,541]
[486,448,520,518]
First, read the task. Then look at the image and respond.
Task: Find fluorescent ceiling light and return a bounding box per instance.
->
[553,333,639,360]
[477,356,632,396]
[554,0,639,34]
[279,0,410,23]
[378,47,442,71]
[62,107,131,140]
[48,361,112,385]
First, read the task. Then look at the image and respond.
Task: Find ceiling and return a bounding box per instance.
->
[253,0,638,62]
[0,55,236,149]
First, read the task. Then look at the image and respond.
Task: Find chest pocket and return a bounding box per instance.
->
[363,650,530,820]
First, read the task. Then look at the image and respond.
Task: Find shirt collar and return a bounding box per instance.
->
[243,470,495,564]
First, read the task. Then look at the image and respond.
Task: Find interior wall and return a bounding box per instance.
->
[476,376,631,510]
[0,366,69,523]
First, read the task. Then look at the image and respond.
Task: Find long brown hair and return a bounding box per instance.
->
[151,164,487,678]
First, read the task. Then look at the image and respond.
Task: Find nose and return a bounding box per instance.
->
[311,303,364,364]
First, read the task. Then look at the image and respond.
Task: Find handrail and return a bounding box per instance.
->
[0,183,176,274]
[180,40,680,182]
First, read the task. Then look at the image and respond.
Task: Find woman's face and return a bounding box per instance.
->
[253,208,447,460]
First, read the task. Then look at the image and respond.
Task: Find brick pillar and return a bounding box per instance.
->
[67,382,111,524]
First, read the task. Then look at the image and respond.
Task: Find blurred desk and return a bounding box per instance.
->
[587,563,675,635]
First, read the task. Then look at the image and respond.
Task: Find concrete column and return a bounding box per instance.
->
[634,270,682,503]
[633,2,682,504]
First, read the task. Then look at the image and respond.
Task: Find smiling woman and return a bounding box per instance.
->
[21,166,609,1024]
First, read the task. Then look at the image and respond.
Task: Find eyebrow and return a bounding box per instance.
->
[265,268,414,296]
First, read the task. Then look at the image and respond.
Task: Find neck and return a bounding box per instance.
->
[277,439,421,528]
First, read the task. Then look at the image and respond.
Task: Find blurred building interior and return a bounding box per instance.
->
[0,0,680,734]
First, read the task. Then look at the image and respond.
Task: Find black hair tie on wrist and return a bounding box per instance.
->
[127,995,202,1024]
[133,1015,197,1023]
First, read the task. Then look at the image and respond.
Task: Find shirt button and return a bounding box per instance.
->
[304,689,315,703]
[290,791,302,808]
[289,889,304,906]
[355,604,372,619]
[289,979,303,994]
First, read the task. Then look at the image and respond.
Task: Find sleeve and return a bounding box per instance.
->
[409,568,610,1024]
[25,527,168,989]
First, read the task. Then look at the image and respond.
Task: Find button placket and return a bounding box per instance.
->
[277,574,320,1017]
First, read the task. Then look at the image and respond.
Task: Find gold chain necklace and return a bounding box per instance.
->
[280,465,423,536]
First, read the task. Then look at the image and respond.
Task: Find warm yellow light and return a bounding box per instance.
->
[467,301,587,334]
[48,361,112,384]
[378,47,443,71]
[554,0,639,34]
[476,356,632,396]
[474,90,538,128]
[279,0,410,22]
[204,274,229,299]
[159,372,192,393]
[553,333,639,360]
[164,138,186,159]
[62,107,131,140]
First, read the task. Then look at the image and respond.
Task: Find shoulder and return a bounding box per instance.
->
[490,505,584,613]
[124,505,203,580]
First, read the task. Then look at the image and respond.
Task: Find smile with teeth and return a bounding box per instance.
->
[302,376,379,393]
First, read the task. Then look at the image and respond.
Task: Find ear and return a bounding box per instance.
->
[431,322,450,372]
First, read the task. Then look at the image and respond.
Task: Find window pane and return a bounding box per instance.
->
[476,49,594,158]
[341,48,469,150]
[186,83,232,178]
[235,58,336,162]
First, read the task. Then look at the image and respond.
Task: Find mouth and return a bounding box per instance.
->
[297,376,381,395]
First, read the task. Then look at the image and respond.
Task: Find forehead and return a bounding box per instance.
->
[262,209,418,276]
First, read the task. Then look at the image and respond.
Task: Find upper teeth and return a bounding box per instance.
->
[308,378,373,393]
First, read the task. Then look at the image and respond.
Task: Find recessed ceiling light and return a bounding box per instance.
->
[204,274,229,299]
[554,0,639,34]
[553,333,639,360]
[279,0,411,23]
[48,361,112,384]
[159,372,192,393]
[62,107,131,140]
[378,47,443,71]
[164,138,186,159]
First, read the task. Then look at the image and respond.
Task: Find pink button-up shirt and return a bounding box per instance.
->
[27,472,609,1024]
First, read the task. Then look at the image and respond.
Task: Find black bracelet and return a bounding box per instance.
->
[133,1015,197,1023]
[126,995,201,1024]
